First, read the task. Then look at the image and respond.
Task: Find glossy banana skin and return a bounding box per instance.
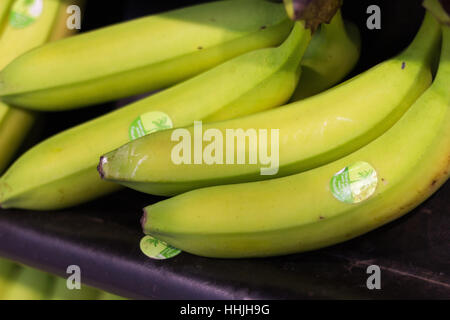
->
[100,13,440,197]
[0,0,294,111]
[142,25,450,259]
[0,22,312,210]
[0,0,82,173]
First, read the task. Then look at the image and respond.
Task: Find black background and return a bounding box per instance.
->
[0,0,449,300]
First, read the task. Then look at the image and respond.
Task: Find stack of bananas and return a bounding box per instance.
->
[0,257,126,300]
[0,0,447,269]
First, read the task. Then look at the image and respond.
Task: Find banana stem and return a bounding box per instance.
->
[321,9,344,37]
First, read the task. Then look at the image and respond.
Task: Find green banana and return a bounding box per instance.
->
[0,0,294,111]
[0,0,83,173]
[2,266,54,300]
[0,20,313,210]
[291,9,361,100]
[49,277,101,300]
[0,0,13,33]
[142,24,450,259]
[99,13,440,197]
[0,107,35,173]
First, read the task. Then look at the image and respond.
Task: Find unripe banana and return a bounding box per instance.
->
[99,13,440,197]
[0,0,294,111]
[0,21,312,210]
[0,0,14,33]
[142,24,450,258]
[0,106,35,173]
[49,277,101,300]
[0,0,83,173]
[1,266,54,300]
[292,9,361,100]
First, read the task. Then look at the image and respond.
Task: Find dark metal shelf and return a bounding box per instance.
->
[0,182,448,299]
[0,0,448,300]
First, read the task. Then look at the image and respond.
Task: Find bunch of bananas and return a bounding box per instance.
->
[0,257,125,300]
[0,0,447,263]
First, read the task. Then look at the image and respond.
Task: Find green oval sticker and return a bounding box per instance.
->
[129,111,173,141]
[10,0,43,28]
[330,161,378,204]
[140,236,181,260]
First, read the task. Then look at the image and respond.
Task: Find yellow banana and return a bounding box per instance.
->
[0,0,14,33]
[0,0,61,68]
[0,0,83,173]
[292,9,361,100]
[0,20,313,210]
[99,13,440,197]
[0,0,294,111]
[142,24,450,258]
[0,108,35,173]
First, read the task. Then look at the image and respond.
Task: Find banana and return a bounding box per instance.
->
[99,13,440,197]
[141,24,450,258]
[1,265,55,300]
[0,107,35,173]
[0,0,294,111]
[49,277,101,300]
[0,0,60,68]
[0,20,313,210]
[291,9,361,100]
[0,0,83,173]
[0,0,14,33]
